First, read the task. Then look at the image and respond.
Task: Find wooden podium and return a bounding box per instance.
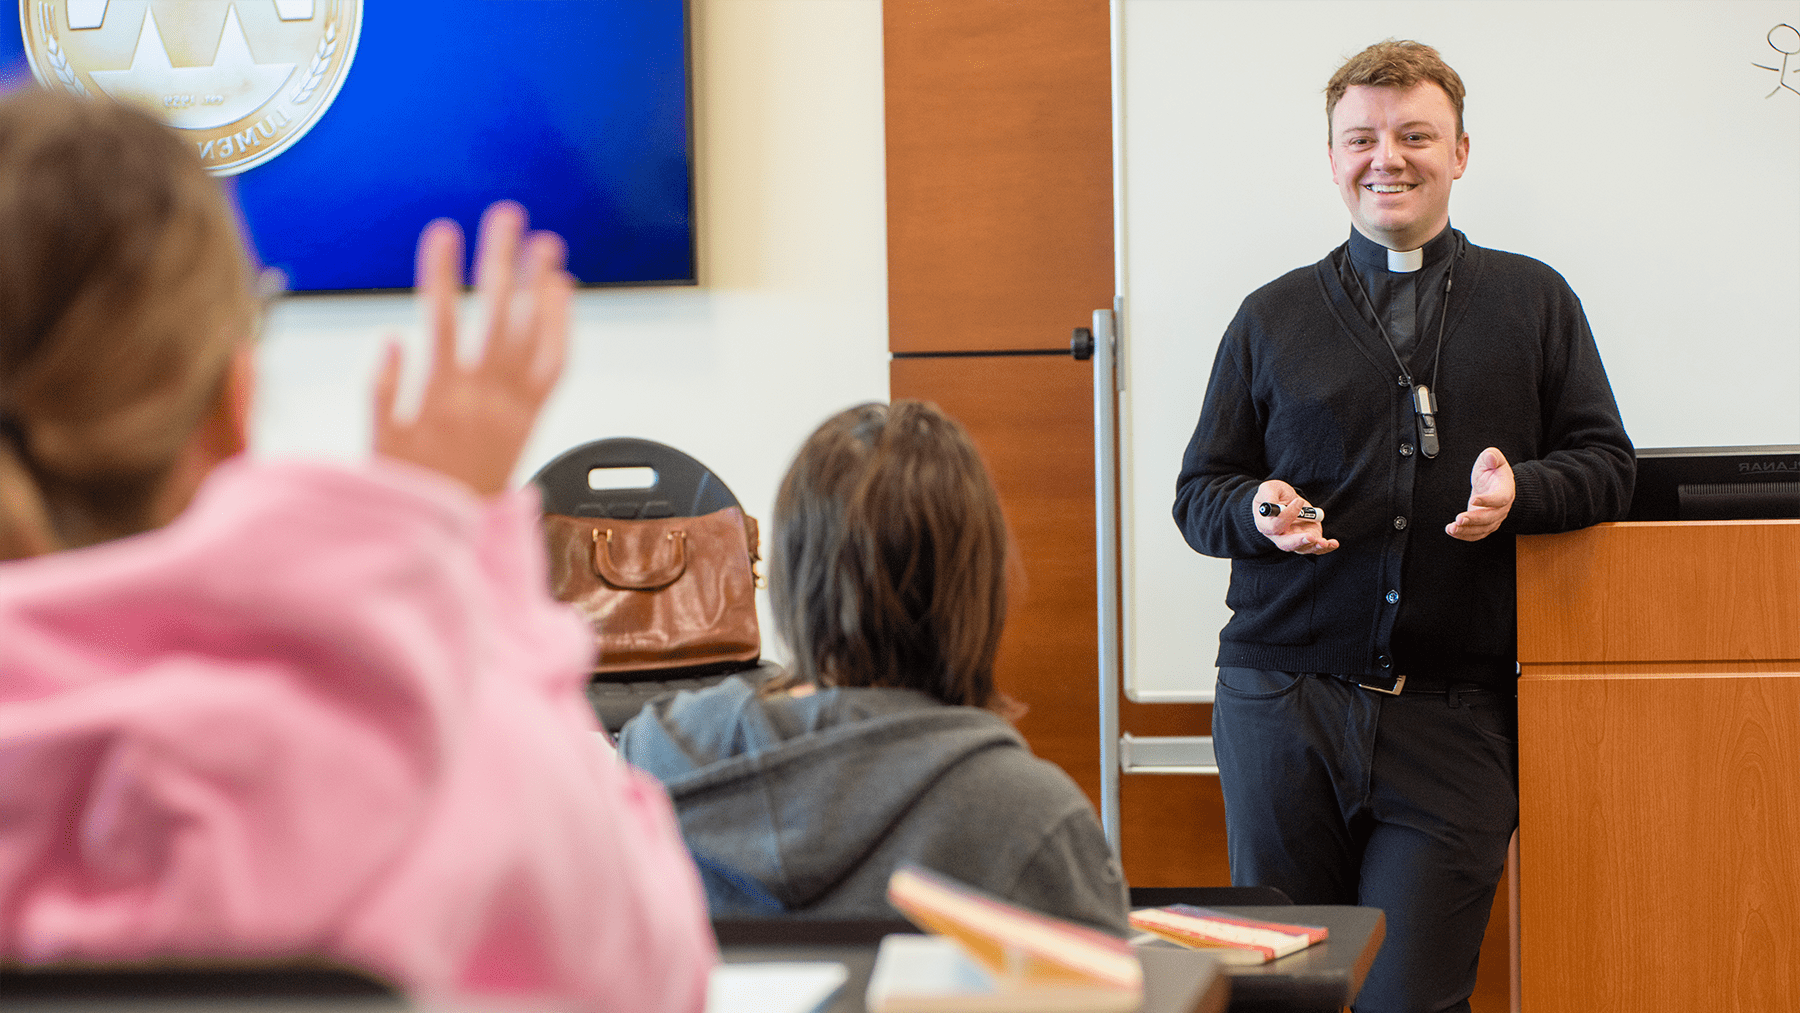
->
[1515,520,1800,1011]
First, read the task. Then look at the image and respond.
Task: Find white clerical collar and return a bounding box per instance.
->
[1387,246,1424,273]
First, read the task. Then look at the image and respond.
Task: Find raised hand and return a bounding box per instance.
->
[1446,446,1514,541]
[373,201,572,496]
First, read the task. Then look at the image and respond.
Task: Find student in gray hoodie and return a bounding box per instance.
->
[618,401,1129,934]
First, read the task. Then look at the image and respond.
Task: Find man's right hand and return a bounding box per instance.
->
[1254,479,1339,555]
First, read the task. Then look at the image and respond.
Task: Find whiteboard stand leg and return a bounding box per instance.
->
[1098,0,1130,857]
[1085,307,1123,855]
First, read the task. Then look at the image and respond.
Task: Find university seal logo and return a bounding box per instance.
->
[20,0,362,175]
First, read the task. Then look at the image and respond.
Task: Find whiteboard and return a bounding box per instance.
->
[1117,0,1800,703]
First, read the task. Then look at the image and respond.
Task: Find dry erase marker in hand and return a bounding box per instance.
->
[1259,501,1322,522]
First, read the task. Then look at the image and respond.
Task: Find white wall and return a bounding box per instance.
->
[251,0,890,661]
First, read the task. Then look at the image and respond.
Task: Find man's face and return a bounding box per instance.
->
[1327,82,1469,251]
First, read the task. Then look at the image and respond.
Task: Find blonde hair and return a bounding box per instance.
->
[0,89,256,559]
[770,401,1010,710]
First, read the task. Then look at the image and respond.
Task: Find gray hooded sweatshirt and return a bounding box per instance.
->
[617,675,1129,934]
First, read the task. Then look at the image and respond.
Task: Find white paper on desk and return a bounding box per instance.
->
[707,961,850,1013]
[866,934,995,997]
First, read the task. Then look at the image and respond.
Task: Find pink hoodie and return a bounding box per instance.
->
[0,457,716,1010]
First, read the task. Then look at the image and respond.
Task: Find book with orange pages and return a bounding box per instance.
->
[1129,905,1328,965]
[870,865,1144,1012]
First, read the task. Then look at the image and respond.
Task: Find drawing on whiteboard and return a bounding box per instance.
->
[1752,24,1800,98]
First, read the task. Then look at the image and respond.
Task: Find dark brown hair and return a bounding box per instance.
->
[1324,39,1467,141]
[0,89,256,559]
[769,401,1009,710]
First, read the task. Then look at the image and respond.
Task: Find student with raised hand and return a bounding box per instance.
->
[618,400,1130,934]
[0,89,713,1011]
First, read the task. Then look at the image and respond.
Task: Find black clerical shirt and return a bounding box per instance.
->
[1336,225,1459,374]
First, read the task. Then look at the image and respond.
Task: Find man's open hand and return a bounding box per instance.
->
[1446,447,1514,541]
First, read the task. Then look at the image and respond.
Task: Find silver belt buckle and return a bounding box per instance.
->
[1360,673,1406,696]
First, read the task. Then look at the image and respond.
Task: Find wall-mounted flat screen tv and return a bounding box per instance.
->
[1,1,694,291]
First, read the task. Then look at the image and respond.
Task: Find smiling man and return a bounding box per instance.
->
[1172,40,1635,1013]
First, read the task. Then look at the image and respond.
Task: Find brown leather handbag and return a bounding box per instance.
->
[541,507,761,676]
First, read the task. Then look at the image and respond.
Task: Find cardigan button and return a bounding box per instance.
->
[1399,442,1415,457]
[1393,516,1408,530]
[1385,589,1400,604]
[1377,654,1393,669]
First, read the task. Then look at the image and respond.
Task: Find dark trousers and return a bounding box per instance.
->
[1212,668,1517,1013]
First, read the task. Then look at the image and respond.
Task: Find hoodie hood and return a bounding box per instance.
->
[618,676,1023,910]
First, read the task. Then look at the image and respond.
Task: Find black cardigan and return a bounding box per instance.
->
[1173,230,1635,684]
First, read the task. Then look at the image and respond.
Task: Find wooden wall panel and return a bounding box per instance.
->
[883,0,1113,352]
[890,355,1100,792]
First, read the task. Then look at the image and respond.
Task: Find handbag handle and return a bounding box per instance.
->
[591,527,689,590]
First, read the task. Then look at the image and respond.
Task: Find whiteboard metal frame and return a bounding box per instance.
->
[1092,305,1123,852]
[1095,0,1219,858]
[1119,734,1219,775]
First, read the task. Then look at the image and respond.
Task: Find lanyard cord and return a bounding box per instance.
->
[1341,235,1462,458]
[1343,244,1457,393]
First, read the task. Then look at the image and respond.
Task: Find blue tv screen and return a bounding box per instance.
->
[1,1,694,291]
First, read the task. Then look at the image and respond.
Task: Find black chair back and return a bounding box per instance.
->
[531,437,740,519]
[530,436,771,731]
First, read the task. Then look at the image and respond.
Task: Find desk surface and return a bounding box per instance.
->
[1184,905,1385,1012]
[720,940,1225,1013]
[718,905,1383,1013]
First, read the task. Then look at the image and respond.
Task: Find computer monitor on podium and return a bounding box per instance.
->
[1625,445,1800,521]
